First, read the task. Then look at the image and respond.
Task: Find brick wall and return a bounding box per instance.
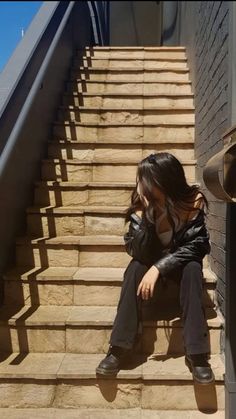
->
[179,1,230,317]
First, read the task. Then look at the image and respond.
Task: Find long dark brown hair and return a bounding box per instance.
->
[125,153,208,229]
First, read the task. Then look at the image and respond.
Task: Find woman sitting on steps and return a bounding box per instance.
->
[96,152,214,384]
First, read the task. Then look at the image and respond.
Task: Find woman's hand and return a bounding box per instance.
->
[141,195,149,208]
[137,182,149,208]
[137,265,160,300]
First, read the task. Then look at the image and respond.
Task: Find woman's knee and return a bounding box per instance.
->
[124,259,149,282]
[180,261,203,292]
[128,258,149,271]
[182,261,202,275]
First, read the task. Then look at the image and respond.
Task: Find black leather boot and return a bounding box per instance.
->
[96,346,130,376]
[185,353,215,384]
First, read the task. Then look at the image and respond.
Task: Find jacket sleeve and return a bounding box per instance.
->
[123,213,142,257]
[153,214,211,277]
[124,213,162,266]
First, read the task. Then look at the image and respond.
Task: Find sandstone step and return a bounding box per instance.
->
[34,180,198,207]
[30,188,210,234]
[67,80,193,95]
[74,58,189,70]
[57,107,195,125]
[47,140,195,161]
[40,159,196,183]
[26,205,127,237]
[82,46,187,50]
[0,43,222,415]
[78,48,187,60]
[0,408,225,419]
[15,234,129,268]
[34,180,135,207]
[25,207,126,237]
[3,265,216,307]
[4,266,217,285]
[62,92,194,109]
[80,52,187,60]
[70,68,190,82]
[0,352,224,410]
[53,122,195,143]
[0,305,222,354]
[77,62,190,72]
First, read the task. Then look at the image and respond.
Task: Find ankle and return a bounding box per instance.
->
[187,353,210,365]
[109,345,130,358]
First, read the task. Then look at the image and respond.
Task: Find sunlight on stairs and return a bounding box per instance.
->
[0,46,224,418]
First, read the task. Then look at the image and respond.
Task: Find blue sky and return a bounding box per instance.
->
[0,1,43,72]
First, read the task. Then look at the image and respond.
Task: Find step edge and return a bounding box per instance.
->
[35,180,136,187]
[41,158,197,165]
[66,76,192,86]
[0,316,223,329]
[77,57,188,62]
[48,139,195,145]
[81,46,187,50]
[0,305,223,328]
[68,79,192,84]
[58,105,195,111]
[53,120,195,127]
[3,275,215,284]
[73,66,190,73]
[26,205,128,214]
[15,234,125,245]
[34,180,198,188]
[64,92,194,98]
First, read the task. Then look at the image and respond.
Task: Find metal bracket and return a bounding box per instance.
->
[203,126,236,202]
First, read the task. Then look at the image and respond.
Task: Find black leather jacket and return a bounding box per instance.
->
[124,210,210,279]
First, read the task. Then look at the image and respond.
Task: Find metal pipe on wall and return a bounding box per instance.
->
[161,0,180,45]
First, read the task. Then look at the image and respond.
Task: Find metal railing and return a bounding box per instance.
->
[88,1,110,46]
[0,1,71,156]
[0,0,106,284]
[0,1,109,158]
[0,1,74,178]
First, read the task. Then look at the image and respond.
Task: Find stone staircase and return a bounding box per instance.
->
[0,47,224,418]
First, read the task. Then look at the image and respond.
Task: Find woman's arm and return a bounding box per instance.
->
[153,213,210,277]
[123,212,162,267]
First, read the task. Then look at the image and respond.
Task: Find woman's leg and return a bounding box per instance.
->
[110,258,149,349]
[179,261,210,355]
[96,259,149,375]
[179,261,214,383]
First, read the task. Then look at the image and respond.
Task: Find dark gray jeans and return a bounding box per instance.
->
[110,259,210,355]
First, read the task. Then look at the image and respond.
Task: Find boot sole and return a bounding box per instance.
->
[96,366,119,376]
[185,357,215,385]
